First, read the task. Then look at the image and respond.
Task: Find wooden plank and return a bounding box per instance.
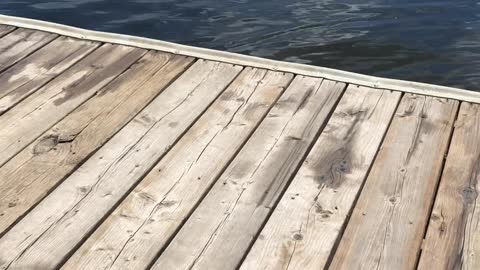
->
[240,86,401,270]
[0,43,145,167]
[0,25,15,38]
[0,36,98,115]
[0,60,242,270]
[328,94,458,270]
[0,28,57,72]
[0,52,194,235]
[152,78,346,270]
[418,102,480,270]
[63,68,293,270]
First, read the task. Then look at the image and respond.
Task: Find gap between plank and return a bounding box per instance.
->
[0,53,195,237]
[0,26,16,38]
[0,53,193,236]
[54,64,246,269]
[0,30,58,75]
[413,100,462,270]
[0,40,103,116]
[0,45,146,168]
[142,72,297,270]
[0,47,155,238]
[322,91,405,270]
[235,82,350,270]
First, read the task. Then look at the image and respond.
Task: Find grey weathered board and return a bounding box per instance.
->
[241,86,401,270]
[0,44,143,166]
[0,25,15,39]
[0,36,98,115]
[418,102,480,270]
[63,68,293,270]
[0,28,57,72]
[0,60,242,269]
[0,23,477,270]
[329,94,458,270]
[0,52,194,235]
[152,78,345,270]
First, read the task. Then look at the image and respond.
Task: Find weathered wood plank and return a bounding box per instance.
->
[0,52,194,235]
[62,68,293,270]
[0,60,242,270]
[0,44,145,167]
[0,25,15,38]
[240,86,401,270]
[0,28,57,72]
[152,78,346,270]
[328,94,458,270]
[418,102,480,270]
[0,36,98,115]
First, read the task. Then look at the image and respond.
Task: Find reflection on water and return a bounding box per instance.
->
[1,0,479,90]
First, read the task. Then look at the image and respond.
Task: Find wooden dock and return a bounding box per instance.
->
[0,15,479,270]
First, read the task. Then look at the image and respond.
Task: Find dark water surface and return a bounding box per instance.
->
[2,0,479,90]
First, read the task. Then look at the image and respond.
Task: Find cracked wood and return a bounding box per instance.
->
[418,102,480,270]
[0,43,144,167]
[151,77,345,270]
[0,60,241,270]
[329,94,458,270]
[240,85,401,270]
[62,68,293,270]
[0,52,194,235]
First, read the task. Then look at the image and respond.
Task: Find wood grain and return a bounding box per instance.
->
[418,102,480,270]
[0,52,194,235]
[0,44,145,167]
[0,60,242,270]
[0,36,98,115]
[152,77,346,270]
[240,86,401,270]
[0,28,57,72]
[329,94,458,270]
[63,68,293,270]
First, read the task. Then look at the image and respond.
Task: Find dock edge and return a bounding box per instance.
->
[0,13,479,103]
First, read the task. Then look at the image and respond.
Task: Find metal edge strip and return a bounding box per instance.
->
[0,14,478,103]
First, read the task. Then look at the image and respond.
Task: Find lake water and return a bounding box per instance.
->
[2,0,479,90]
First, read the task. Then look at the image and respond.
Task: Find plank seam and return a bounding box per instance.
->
[0,30,59,75]
[0,44,146,169]
[322,91,405,270]
[0,52,193,236]
[54,63,246,269]
[414,100,462,270]
[0,39,103,116]
[0,53,195,236]
[0,14,479,103]
[0,47,150,238]
[52,55,197,268]
[236,81,349,270]
[0,25,16,38]
[142,72,298,270]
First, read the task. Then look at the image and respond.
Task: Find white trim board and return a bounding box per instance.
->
[0,14,479,103]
